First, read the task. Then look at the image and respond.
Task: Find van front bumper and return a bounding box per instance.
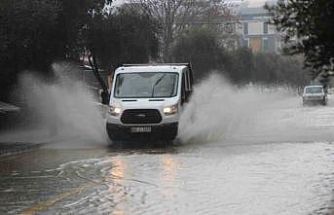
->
[106,122,178,141]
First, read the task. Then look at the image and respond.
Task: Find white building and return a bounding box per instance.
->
[237,6,282,53]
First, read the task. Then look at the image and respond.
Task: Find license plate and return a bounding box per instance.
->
[130,126,152,133]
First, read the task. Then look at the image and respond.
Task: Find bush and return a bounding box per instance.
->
[171,27,228,81]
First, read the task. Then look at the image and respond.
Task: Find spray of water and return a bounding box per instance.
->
[178,73,301,144]
[18,62,107,147]
[14,67,332,147]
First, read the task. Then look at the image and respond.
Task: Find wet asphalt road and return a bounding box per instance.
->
[1,95,334,214]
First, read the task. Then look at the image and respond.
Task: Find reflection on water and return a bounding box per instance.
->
[107,157,127,215]
[101,142,334,215]
[161,154,178,183]
[103,153,181,215]
[110,157,126,179]
[160,155,179,199]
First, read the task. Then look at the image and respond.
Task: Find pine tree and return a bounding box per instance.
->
[266,0,334,79]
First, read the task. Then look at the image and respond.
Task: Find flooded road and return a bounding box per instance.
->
[1,83,334,214]
[0,140,333,214]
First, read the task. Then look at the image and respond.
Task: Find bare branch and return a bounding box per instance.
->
[129,0,236,61]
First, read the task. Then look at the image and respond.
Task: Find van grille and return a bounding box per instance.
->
[121,109,162,124]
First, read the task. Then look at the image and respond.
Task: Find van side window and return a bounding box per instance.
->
[183,67,192,101]
[184,68,190,92]
[181,72,186,105]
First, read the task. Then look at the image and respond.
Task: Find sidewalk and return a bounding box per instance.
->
[0,129,49,157]
[0,142,43,157]
[0,101,22,130]
[0,101,20,113]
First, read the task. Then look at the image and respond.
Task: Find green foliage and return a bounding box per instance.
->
[172,28,227,80]
[225,50,308,87]
[0,0,113,100]
[87,7,160,69]
[225,48,253,83]
[0,0,159,100]
[172,27,307,86]
[0,0,310,101]
[0,0,61,69]
[56,0,111,59]
[254,53,308,86]
[265,0,334,78]
[0,0,62,100]
[136,0,234,62]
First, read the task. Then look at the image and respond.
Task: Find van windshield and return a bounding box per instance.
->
[114,72,179,98]
[305,86,323,94]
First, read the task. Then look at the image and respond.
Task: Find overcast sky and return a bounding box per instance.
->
[112,0,271,8]
[247,0,269,7]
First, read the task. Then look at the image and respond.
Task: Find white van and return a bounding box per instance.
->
[106,63,193,141]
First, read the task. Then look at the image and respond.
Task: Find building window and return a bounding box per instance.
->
[244,38,249,48]
[263,22,268,34]
[243,23,248,35]
[250,37,262,53]
[263,38,269,51]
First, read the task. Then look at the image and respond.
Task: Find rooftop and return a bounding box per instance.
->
[239,7,270,15]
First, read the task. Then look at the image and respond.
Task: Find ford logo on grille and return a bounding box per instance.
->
[136,114,146,118]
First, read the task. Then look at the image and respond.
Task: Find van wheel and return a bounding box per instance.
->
[157,140,173,147]
[173,137,182,145]
[111,140,124,148]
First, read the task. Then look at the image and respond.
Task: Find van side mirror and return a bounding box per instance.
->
[100,90,109,105]
[180,93,185,105]
[185,91,192,101]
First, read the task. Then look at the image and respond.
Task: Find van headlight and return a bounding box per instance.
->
[109,106,122,116]
[163,104,178,115]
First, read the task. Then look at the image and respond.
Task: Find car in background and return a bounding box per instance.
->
[302,85,327,105]
[0,101,20,129]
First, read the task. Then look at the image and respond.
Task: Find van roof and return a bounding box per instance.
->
[115,65,187,74]
[304,85,323,88]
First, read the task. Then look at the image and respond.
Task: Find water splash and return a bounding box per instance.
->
[178,73,299,144]
[18,62,107,147]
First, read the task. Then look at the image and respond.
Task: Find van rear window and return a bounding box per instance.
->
[305,87,323,94]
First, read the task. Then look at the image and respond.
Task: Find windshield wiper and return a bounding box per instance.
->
[152,74,166,97]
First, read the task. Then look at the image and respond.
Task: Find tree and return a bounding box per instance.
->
[250,53,308,87]
[0,0,61,68]
[225,47,254,83]
[172,27,227,80]
[265,0,334,79]
[134,0,232,61]
[86,7,160,69]
[0,0,111,100]
[56,0,112,59]
[0,0,61,100]
[171,24,308,86]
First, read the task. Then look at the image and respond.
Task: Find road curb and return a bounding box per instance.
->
[0,142,45,157]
